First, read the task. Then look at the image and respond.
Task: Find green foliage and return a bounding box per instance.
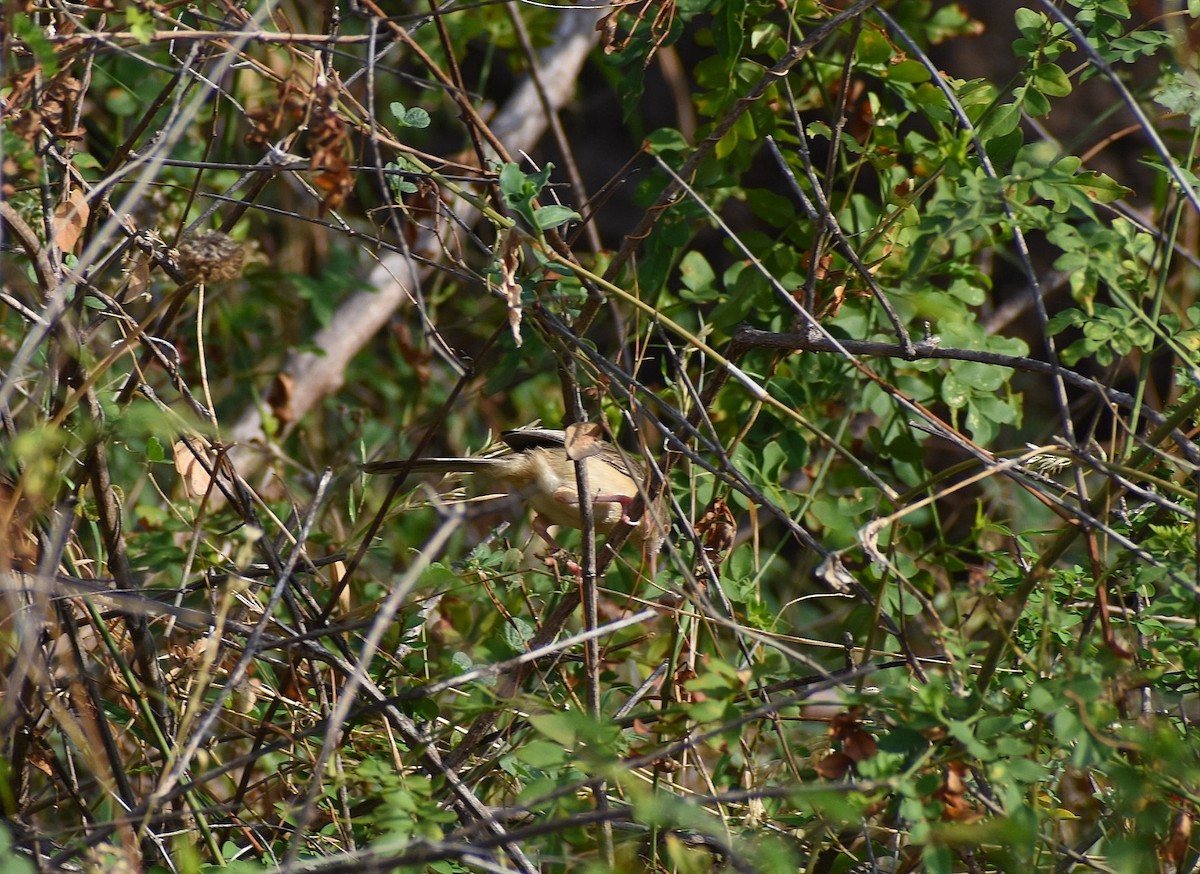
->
[389,102,431,131]
[498,161,581,232]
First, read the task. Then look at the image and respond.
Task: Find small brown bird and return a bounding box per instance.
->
[362,427,666,567]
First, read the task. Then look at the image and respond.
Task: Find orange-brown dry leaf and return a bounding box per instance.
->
[1164,806,1194,867]
[37,74,84,141]
[814,751,854,779]
[843,727,878,763]
[935,761,980,822]
[803,251,831,283]
[29,745,54,778]
[312,150,353,213]
[595,9,620,53]
[497,229,523,347]
[695,496,736,562]
[267,372,295,426]
[126,251,152,300]
[564,421,604,461]
[0,481,41,571]
[54,188,89,253]
[277,663,304,702]
[308,83,353,213]
[174,438,214,498]
[326,560,350,615]
[816,282,847,320]
[829,706,865,740]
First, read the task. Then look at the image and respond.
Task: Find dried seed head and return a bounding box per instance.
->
[176,230,245,282]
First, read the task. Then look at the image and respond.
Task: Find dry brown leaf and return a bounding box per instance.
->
[326,560,350,615]
[54,188,89,253]
[695,496,736,564]
[308,83,354,214]
[1165,806,1193,866]
[825,706,877,765]
[0,481,41,571]
[843,728,878,763]
[564,421,604,461]
[497,229,523,348]
[268,372,295,426]
[935,761,980,822]
[29,745,54,778]
[814,751,854,779]
[829,706,865,740]
[595,9,619,53]
[174,438,214,497]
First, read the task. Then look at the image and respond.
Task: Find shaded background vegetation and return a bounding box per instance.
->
[3,0,1200,871]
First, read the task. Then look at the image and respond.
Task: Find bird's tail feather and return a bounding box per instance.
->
[362,458,503,475]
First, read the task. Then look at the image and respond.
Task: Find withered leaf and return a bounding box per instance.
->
[54,188,89,253]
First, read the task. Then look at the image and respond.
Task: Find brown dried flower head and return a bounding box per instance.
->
[176,231,245,283]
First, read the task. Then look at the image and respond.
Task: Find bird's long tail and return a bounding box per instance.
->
[361,458,505,476]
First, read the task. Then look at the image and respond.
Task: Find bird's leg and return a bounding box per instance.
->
[552,487,638,526]
[533,514,582,578]
[593,493,637,525]
[531,514,566,551]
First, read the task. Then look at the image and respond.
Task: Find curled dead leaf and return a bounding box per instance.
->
[828,705,877,764]
[843,728,878,764]
[694,496,736,566]
[267,372,296,427]
[935,761,980,822]
[814,751,854,779]
[1165,806,1193,866]
[54,188,89,253]
[564,421,604,461]
[497,229,523,347]
[174,438,215,498]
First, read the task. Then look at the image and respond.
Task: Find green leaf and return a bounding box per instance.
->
[127,7,155,44]
[498,162,528,200]
[984,128,1025,167]
[499,162,555,229]
[0,824,34,874]
[678,250,718,300]
[529,711,577,746]
[515,739,567,769]
[502,616,534,652]
[979,101,1021,139]
[923,843,953,874]
[1154,71,1200,125]
[806,120,833,140]
[1032,63,1071,97]
[1063,169,1129,204]
[745,187,795,227]
[1024,87,1050,117]
[886,59,931,83]
[1013,7,1045,39]
[403,106,430,129]
[532,205,580,230]
[941,372,970,409]
[645,127,690,154]
[713,0,746,62]
[13,16,58,76]
[390,102,430,129]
